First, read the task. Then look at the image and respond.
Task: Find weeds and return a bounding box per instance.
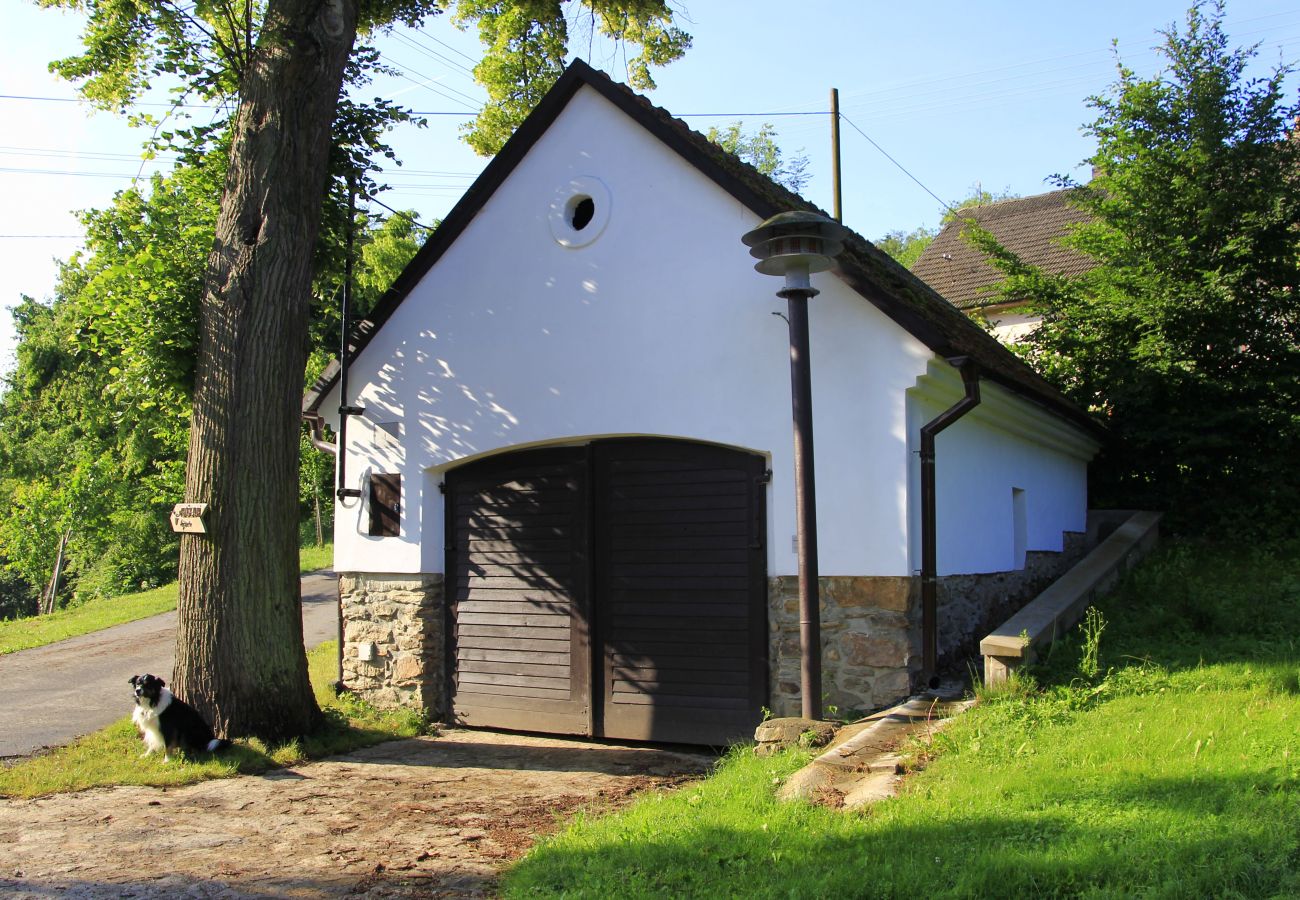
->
[1078,606,1106,681]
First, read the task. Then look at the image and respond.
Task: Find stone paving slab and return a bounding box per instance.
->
[778,693,974,809]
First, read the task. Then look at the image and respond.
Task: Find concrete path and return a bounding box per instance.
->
[777,689,973,809]
[0,571,340,760]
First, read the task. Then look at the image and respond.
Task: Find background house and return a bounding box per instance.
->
[912,190,1096,342]
[306,62,1104,746]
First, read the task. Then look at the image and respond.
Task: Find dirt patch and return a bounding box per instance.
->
[0,728,712,898]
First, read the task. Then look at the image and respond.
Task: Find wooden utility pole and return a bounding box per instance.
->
[830,88,843,222]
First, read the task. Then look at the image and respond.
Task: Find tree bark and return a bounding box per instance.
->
[314,483,324,547]
[42,530,70,616]
[174,0,358,740]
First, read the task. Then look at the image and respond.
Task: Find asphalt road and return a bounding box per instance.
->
[0,571,340,761]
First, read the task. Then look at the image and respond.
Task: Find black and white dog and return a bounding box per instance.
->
[129,673,229,762]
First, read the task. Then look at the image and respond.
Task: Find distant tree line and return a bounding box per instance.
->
[0,146,426,620]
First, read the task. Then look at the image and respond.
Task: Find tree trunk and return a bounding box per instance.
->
[42,530,70,616]
[313,482,324,547]
[174,0,358,740]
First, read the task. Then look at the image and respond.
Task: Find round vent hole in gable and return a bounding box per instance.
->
[569,196,595,231]
[548,176,611,248]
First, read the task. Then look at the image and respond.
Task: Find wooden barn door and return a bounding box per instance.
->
[445,448,591,735]
[593,440,768,745]
[446,440,767,745]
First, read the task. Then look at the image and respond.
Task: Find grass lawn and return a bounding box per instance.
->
[0,640,423,798]
[0,542,333,655]
[505,538,1300,898]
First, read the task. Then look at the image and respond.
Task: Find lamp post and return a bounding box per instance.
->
[742,211,846,722]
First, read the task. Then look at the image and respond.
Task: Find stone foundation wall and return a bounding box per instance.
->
[768,531,1089,719]
[339,573,444,717]
[768,575,919,720]
[339,533,1089,727]
[934,530,1088,669]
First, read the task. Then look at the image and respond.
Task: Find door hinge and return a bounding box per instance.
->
[756,469,772,485]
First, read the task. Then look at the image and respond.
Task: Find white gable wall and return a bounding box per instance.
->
[322,85,1090,580]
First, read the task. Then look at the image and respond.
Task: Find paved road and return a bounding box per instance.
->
[0,571,339,760]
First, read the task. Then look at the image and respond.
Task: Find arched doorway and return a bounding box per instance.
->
[444,438,768,745]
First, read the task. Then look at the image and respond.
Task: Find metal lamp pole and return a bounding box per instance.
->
[742,211,846,722]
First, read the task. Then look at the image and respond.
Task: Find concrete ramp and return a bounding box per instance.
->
[980,510,1162,685]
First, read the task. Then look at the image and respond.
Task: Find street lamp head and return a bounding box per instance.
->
[741,210,847,291]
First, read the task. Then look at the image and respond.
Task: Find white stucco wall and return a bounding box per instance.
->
[320,85,941,577]
[905,360,1098,575]
[986,311,1040,344]
[320,84,1095,580]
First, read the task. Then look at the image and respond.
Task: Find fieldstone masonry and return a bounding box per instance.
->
[768,530,1089,719]
[768,575,916,719]
[339,573,444,717]
[340,533,1090,727]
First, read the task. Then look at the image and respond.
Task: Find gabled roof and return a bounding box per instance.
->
[912,190,1096,311]
[307,60,1104,440]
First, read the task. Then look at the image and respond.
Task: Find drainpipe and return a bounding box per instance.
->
[331,176,365,692]
[336,175,365,503]
[919,357,980,688]
[304,412,337,456]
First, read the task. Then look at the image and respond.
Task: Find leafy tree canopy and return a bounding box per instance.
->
[974,0,1300,531]
[876,185,1018,269]
[876,226,936,269]
[40,0,689,156]
[706,122,811,194]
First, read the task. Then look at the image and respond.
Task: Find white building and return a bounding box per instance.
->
[305,61,1104,745]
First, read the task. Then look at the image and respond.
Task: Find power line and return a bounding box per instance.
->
[0,147,181,168]
[0,166,155,179]
[676,111,829,118]
[413,29,479,66]
[0,92,474,117]
[381,55,483,111]
[390,31,478,80]
[361,193,436,231]
[837,113,955,215]
[0,93,221,109]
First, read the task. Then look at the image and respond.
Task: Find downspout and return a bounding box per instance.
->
[332,176,365,691]
[919,356,980,688]
[336,175,365,503]
[304,412,337,456]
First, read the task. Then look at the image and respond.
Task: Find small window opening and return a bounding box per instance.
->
[1012,487,1027,570]
[570,195,595,231]
[368,473,401,537]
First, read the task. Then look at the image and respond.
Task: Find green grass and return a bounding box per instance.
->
[0,583,179,655]
[505,538,1300,898]
[298,541,334,575]
[0,640,424,798]
[0,542,333,655]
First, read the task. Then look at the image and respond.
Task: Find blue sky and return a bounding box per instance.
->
[2,0,1299,371]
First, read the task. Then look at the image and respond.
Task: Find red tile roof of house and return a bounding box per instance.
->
[912,190,1096,310]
